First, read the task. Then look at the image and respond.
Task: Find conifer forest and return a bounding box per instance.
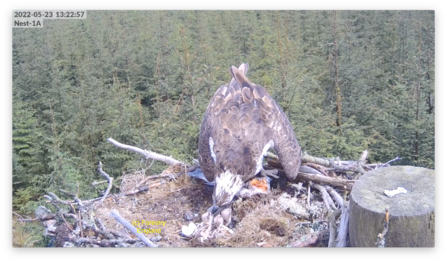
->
[12,10,434,220]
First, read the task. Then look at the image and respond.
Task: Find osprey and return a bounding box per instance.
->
[198,63,301,214]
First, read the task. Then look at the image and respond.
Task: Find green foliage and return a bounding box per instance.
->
[12,11,435,215]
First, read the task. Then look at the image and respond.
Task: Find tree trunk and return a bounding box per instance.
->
[349,166,435,247]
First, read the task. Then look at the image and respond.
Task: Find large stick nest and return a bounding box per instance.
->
[92,170,330,247]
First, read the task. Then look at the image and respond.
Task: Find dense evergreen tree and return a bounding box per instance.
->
[12,10,435,211]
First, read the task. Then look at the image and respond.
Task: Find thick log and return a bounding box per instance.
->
[349,166,435,247]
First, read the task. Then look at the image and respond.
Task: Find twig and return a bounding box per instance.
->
[302,153,333,167]
[110,210,157,248]
[12,211,24,219]
[91,177,122,187]
[18,217,43,222]
[311,183,336,210]
[74,197,84,209]
[96,218,106,231]
[335,204,349,247]
[47,192,76,213]
[78,209,83,238]
[296,171,355,190]
[359,150,368,162]
[353,151,368,179]
[108,137,186,166]
[122,185,149,196]
[108,229,132,240]
[378,157,402,168]
[328,209,342,247]
[299,165,326,176]
[60,214,74,232]
[324,186,344,207]
[84,224,115,240]
[69,237,140,247]
[307,182,311,208]
[59,189,76,198]
[133,175,153,190]
[97,161,113,203]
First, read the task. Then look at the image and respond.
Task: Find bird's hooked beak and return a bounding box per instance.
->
[210,188,230,215]
[207,204,219,214]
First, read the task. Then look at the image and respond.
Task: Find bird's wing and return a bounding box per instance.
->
[198,64,250,182]
[229,65,301,181]
[199,63,301,183]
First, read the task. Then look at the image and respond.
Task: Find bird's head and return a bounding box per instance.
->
[208,170,244,214]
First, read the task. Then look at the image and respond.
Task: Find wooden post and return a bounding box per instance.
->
[349,166,435,247]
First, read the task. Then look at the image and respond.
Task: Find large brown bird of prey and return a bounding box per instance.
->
[198,63,301,214]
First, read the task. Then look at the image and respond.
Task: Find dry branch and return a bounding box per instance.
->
[296,171,355,191]
[328,209,342,247]
[301,153,333,167]
[378,157,402,168]
[108,137,186,166]
[92,177,122,187]
[335,205,349,247]
[110,210,157,248]
[46,192,76,213]
[324,186,344,207]
[97,161,113,203]
[59,189,77,198]
[69,237,140,247]
[311,183,336,210]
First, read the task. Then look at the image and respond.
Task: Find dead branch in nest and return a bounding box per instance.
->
[311,183,337,210]
[268,149,399,191]
[20,190,156,247]
[108,137,186,166]
[45,192,76,213]
[328,209,342,247]
[266,150,380,191]
[110,210,157,248]
[69,237,141,247]
[356,150,368,177]
[378,157,402,168]
[296,171,355,190]
[324,186,344,207]
[91,177,122,187]
[97,161,113,203]
[283,150,398,179]
[335,204,349,247]
[59,189,77,198]
[307,182,311,208]
[301,153,334,167]
[18,214,56,222]
[137,172,177,182]
[120,182,167,196]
